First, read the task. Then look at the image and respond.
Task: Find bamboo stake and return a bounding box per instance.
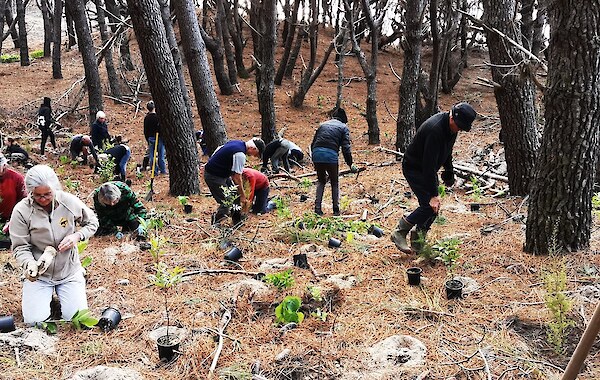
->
[562,302,600,380]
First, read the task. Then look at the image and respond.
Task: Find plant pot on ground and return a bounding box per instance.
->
[0,315,15,333]
[406,267,422,286]
[445,279,464,299]
[157,334,180,361]
[183,204,193,214]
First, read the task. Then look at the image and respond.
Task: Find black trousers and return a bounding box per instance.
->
[314,162,339,212]
[40,127,56,155]
[403,163,437,232]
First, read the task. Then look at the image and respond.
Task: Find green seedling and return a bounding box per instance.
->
[71,309,99,330]
[0,53,19,63]
[438,184,446,198]
[59,155,70,165]
[311,308,328,322]
[544,258,575,354]
[470,176,482,200]
[433,237,462,272]
[221,184,242,213]
[273,197,292,219]
[30,50,44,59]
[98,157,117,183]
[275,296,304,324]
[81,256,93,269]
[307,285,323,302]
[339,195,351,212]
[177,195,189,206]
[264,269,295,290]
[64,178,80,192]
[298,178,312,190]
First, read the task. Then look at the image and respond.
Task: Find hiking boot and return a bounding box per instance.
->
[314,208,323,216]
[390,217,413,254]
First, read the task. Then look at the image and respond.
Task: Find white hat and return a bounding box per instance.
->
[96,110,106,119]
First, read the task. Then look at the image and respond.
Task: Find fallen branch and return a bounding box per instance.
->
[182,268,260,278]
[209,309,232,375]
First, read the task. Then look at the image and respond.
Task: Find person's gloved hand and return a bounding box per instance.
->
[37,246,57,275]
[58,233,81,252]
[441,171,455,187]
[136,225,145,236]
[25,260,38,281]
[115,231,124,240]
[350,164,359,173]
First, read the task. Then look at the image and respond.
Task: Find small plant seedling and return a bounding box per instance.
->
[470,176,482,201]
[298,178,312,190]
[307,285,323,302]
[81,256,93,269]
[177,195,189,206]
[311,308,328,322]
[275,296,304,324]
[59,155,70,165]
[30,50,44,59]
[433,237,462,272]
[221,184,242,213]
[70,309,99,330]
[592,192,600,214]
[64,178,80,192]
[544,257,575,354]
[273,197,292,219]
[438,184,446,198]
[339,195,351,212]
[434,214,447,225]
[0,53,19,63]
[264,269,295,290]
[98,158,117,183]
[136,171,144,179]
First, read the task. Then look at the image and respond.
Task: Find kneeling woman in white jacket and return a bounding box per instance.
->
[10,165,98,325]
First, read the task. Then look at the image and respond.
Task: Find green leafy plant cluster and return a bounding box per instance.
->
[592,192,600,212]
[98,157,117,183]
[293,213,372,240]
[307,285,323,302]
[273,196,292,219]
[30,50,44,59]
[275,296,304,324]
[64,178,80,192]
[40,308,98,334]
[298,178,312,190]
[177,195,189,206]
[543,260,575,354]
[470,176,482,200]
[1,53,19,63]
[264,269,295,290]
[221,184,241,213]
[433,237,462,271]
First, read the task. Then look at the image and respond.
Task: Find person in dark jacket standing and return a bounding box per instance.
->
[311,108,357,216]
[143,101,167,174]
[91,111,111,150]
[391,102,476,254]
[204,138,265,223]
[37,97,56,156]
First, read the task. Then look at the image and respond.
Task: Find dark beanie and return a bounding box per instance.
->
[147,100,155,111]
[451,102,476,131]
[253,138,266,159]
[331,107,348,124]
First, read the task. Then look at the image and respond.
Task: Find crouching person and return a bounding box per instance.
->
[93,181,146,238]
[242,168,270,214]
[10,165,98,325]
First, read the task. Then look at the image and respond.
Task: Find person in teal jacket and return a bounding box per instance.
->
[93,181,146,237]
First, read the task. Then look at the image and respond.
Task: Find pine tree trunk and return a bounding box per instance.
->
[199,19,233,95]
[94,0,122,101]
[128,0,200,195]
[225,0,248,78]
[171,0,228,154]
[525,0,600,254]
[250,0,277,143]
[483,0,540,195]
[0,0,6,56]
[158,0,192,120]
[216,0,237,85]
[274,0,300,85]
[4,4,20,49]
[16,0,29,66]
[396,0,425,153]
[52,0,63,79]
[64,0,77,48]
[41,0,52,57]
[285,26,305,78]
[66,0,103,124]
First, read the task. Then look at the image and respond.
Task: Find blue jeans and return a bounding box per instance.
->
[147,137,166,174]
[117,146,131,179]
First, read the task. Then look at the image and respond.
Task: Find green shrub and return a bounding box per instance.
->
[30,50,44,59]
[0,54,19,63]
[275,296,304,324]
[264,269,295,290]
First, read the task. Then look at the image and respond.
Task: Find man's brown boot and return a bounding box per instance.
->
[391,217,413,254]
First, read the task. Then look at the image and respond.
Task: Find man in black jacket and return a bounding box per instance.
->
[391,102,476,253]
[37,97,56,156]
[311,108,357,216]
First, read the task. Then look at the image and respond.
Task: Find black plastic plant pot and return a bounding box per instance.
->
[157,335,180,361]
[328,237,342,248]
[0,315,15,333]
[293,253,309,269]
[0,239,11,249]
[97,307,122,332]
[300,194,308,202]
[183,204,193,214]
[406,267,422,286]
[470,203,480,212]
[445,279,464,300]
[231,210,242,224]
[369,225,384,238]
[224,247,242,262]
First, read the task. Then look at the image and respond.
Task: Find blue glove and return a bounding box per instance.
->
[115,231,124,240]
[136,226,145,236]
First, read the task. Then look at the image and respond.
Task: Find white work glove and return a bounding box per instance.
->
[25,260,38,281]
[37,246,57,276]
[2,222,9,235]
[58,233,81,252]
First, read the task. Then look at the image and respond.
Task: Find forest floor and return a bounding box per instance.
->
[1,20,600,380]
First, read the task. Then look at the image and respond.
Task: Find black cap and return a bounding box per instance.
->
[253,138,265,159]
[331,107,348,124]
[451,102,476,131]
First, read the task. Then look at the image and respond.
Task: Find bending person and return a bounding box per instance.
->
[242,168,270,214]
[93,181,146,237]
[10,165,98,325]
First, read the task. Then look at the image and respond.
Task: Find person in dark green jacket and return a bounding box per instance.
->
[93,181,146,237]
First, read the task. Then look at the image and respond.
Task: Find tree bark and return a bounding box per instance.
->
[171,0,228,154]
[199,23,234,95]
[250,0,277,143]
[128,0,201,196]
[64,0,76,48]
[216,0,237,85]
[94,0,122,100]
[396,0,425,152]
[16,0,29,66]
[40,0,52,57]
[158,0,192,120]
[0,0,6,55]
[274,0,300,85]
[482,0,540,195]
[4,3,20,49]
[66,0,103,124]
[285,24,305,78]
[525,0,600,254]
[224,0,248,78]
[52,0,63,78]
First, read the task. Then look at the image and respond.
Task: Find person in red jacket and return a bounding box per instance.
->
[242,168,270,214]
[0,153,26,222]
